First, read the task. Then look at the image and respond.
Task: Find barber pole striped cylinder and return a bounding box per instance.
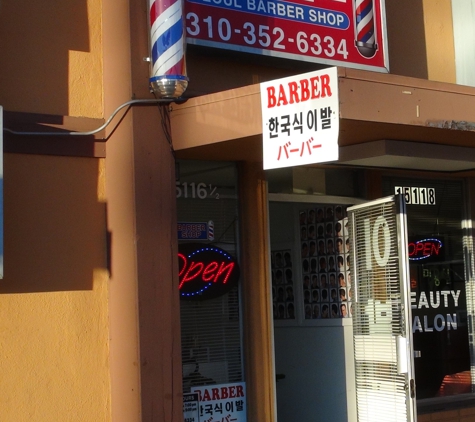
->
[149,0,188,98]
[353,0,377,58]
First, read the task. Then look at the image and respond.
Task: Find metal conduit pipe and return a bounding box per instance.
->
[2,98,181,137]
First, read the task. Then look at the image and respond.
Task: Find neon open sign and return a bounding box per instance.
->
[408,238,443,261]
[178,243,240,300]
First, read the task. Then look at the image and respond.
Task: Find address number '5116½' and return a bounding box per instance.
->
[176,182,220,199]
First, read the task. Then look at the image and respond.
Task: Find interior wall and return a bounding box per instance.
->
[269,201,355,422]
[274,326,350,422]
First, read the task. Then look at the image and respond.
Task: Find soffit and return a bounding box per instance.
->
[171,67,475,170]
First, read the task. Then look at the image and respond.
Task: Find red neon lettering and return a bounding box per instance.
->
[229,386,236,398]
[212,388,220,400]
[408,240,441,258]
[320,73,332,98]
[288,81,299,104]
[178,253,187,277]
[202,262,218,282]
[415,242,425,255]
[214,262,235,284]
[179,257,236,289]
[179,261,204,289]
[277,84,288,106]
[423,242,432,256]
[236,385,244,397]
[267,86,276,108]
[221,387,229,399]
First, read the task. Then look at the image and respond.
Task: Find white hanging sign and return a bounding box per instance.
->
[191,382,247,422]
[260,68,339,170]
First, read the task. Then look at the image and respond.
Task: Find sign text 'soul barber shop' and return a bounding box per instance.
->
[260,68,339,170]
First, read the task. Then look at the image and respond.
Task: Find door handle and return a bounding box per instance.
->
[410,379,416,398]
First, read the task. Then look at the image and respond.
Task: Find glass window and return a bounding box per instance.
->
[176,160,244,392]
[383,177,470,400]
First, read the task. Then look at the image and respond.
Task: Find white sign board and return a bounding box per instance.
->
[260,68,339,170]
[183,393,200,422]
[185,0,389,72]
[191,382,247,422]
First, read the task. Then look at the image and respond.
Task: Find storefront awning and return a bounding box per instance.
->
[170,67,475,171]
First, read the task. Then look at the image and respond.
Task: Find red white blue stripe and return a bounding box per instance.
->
[149,0,186,84]
[355,0,375,45]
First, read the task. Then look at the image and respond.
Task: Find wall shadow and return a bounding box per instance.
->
[0,0,90,115]
[385,0,428,78]
[0,154,107,293]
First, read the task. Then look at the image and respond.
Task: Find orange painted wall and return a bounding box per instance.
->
[0,0,111,420]
[0,154,111,421]
[1,0,183,420]
[0,0,465,421]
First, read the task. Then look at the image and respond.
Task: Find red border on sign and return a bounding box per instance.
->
[185,0,388,72]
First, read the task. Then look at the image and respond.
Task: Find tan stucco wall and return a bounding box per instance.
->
[385,0,456,83]
[0,0,111,419]
[422,0,456,83]
[0,0,103,117]
[0,154,110,421]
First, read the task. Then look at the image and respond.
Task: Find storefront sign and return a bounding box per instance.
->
[185,0,388,72]
[178,243,240,300]
[191,382,247,422]
[411,289,460,333]
[408,238,443,262]
[183,393,200,422]
[178,221,215,241]
[260,68,339,170]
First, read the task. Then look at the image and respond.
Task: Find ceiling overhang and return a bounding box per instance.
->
[338,140,475,172]
[170,67,475,171]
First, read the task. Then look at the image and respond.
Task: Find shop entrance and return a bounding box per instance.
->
[268,193,419,422]
[268,197,359,422]
[382,177,471,402]
[269,175,472,421]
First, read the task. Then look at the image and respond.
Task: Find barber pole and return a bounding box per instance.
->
[353,0,377,58]
[148,0,188,98]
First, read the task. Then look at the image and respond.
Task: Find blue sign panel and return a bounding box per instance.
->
[178,221,214,241]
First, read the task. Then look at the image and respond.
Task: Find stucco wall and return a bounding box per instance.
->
[422,0,456,83]
[0,0,103,117]
[385,0,456,83]
[0,0,111,420]
[0,154,110,421]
